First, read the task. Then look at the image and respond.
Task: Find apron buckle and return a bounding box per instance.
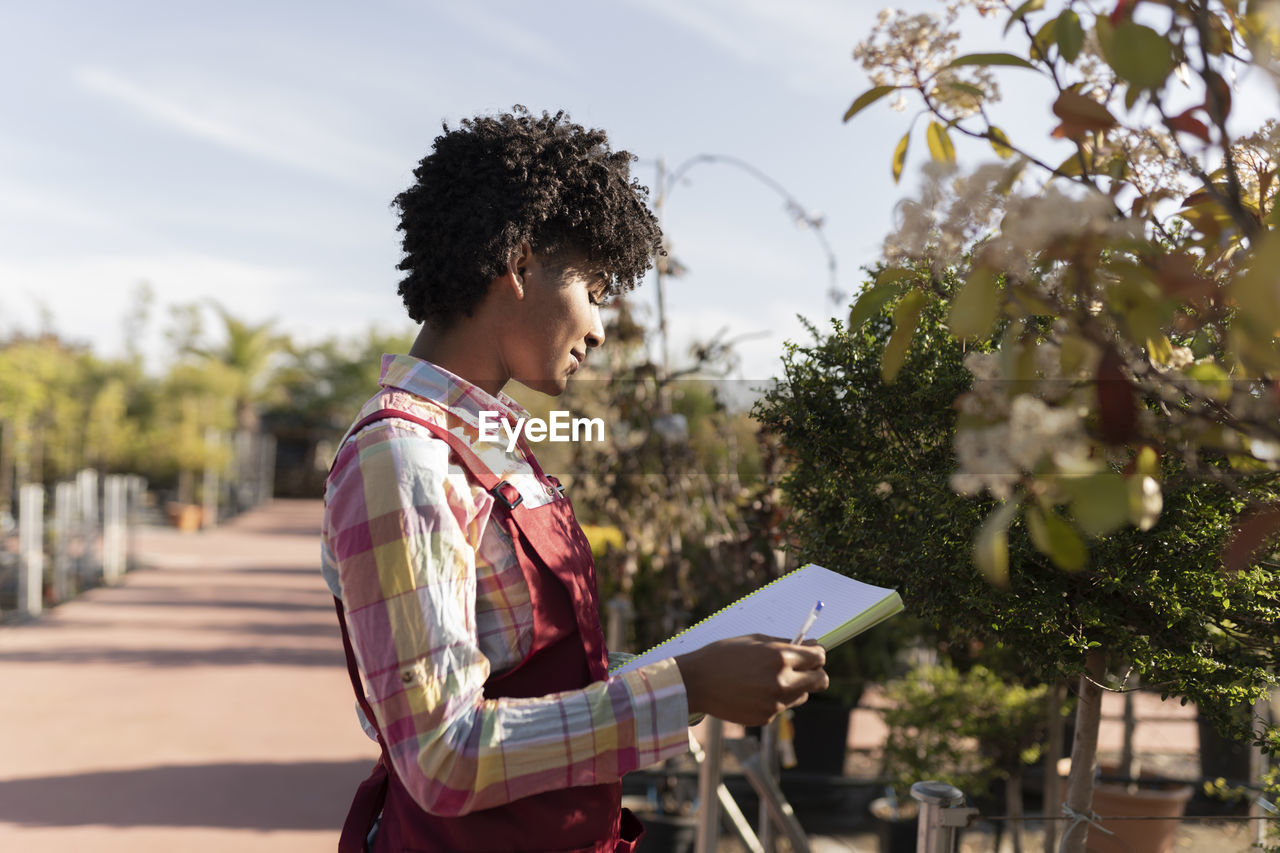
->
[491,480,523,509]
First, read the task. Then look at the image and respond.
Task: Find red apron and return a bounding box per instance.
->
[331,408,644,853]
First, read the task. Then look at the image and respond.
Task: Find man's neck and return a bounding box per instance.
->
[408,322,509,398]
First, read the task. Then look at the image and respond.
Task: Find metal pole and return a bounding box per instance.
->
[686,730,764,853]
[759,719,778,852]
[911,781,965,853]
[102,475,125,584]
[726,740,810,853]
[259,433,276,504]
[653,157,670,377]
[1251,694,1269,848]
[18,484,44,617]
[76,469,99,583]
[203,428,220,529]
[695,717,725,853]
[126,475,144,571]
[52,481,76,602]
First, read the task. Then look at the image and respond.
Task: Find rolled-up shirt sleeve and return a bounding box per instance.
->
[324,421,690,817]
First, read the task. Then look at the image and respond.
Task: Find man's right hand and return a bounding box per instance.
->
[674,634,829,727]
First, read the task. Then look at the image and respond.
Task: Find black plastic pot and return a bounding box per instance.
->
[789,699,854,775]
[634,812,697,853]
[869,797,918,853]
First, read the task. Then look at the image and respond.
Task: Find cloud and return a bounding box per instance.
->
[627,0,872,92]
[73,67,402,188]
[436,5,579,77]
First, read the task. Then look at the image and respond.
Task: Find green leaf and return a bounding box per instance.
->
[948,266,1001,340]
[848,281,904,329]
[988,125,1014,159]
[1032,17,1058,60]
[844,85,899,122]
[1063,472,1130,536]
[1124,83,1142,111]
[876,266,919,287]
[1055,10,1085,62]
[892,130,910,183]
[949,52,1037,70]
[1107,22,1174,90]
[926,121,956,164]
[1004,0,1046,36]
[942,80,986,99]
[1135,446,1160,481]
[974,500,1019,586]
[1095,17,1116,63]
[1232,231,1280,340]
[881,289,928,382]
[1185,361,1231,402]
[1054,151,1085,177]
[1027,506,1087,571]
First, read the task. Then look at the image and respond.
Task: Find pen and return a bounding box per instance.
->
[791,600,824,645]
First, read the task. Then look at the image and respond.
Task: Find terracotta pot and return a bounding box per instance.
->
[166,502,204,533]
[1069,768,1193,853]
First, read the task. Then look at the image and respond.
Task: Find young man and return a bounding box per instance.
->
[321,107,828,853]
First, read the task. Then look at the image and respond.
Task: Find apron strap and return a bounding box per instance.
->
[334,595,391,853]
[345,407,554,507]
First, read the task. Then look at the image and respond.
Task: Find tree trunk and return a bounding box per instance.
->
[178,468,195,506]
[1007,762,1025,853]
[1061,652,1106,853]
[1120,688,1139,793]
[0,421,12,515]
[1043,680,1067,853]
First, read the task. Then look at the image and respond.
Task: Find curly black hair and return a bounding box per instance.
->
[392,106,663,328]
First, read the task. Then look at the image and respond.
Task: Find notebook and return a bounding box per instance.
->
[608,563,903,676]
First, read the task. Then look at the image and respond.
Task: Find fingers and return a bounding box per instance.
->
[780,643,826,671]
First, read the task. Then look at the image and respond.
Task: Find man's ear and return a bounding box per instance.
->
[504,241,535,299]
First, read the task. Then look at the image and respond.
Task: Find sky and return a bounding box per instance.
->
[0,0,1194,383]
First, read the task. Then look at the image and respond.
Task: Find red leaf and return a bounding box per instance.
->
[1096,346,1137,444]
[1204,70,1232,124]
[1110,0,1138,25]
[1224,503,1280,571]
[1169,109,1211,143]
[1052,91,1118,138]
[1153,253,1216,301]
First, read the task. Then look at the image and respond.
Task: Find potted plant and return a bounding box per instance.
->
[878,661,1053,853]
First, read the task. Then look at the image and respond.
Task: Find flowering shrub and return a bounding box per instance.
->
[842,2,1280,848]
[847,0,1280,583]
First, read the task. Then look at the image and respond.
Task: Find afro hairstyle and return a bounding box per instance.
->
[392,106,663,328]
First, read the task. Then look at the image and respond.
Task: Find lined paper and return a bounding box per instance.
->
[610,564,902,675]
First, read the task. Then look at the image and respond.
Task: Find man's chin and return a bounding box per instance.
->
[515,377,568,397]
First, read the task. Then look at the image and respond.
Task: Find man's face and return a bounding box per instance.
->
[502,251,608,397]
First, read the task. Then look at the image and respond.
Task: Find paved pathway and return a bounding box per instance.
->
[0,499,377,853]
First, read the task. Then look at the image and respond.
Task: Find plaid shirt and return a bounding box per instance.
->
[321,354,689,817]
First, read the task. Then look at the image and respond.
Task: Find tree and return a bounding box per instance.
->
[175,301,289,433]
[842,2,1280,849]
[757,293,1279,852]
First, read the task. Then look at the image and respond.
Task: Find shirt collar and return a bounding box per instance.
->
[377,353,530,427]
